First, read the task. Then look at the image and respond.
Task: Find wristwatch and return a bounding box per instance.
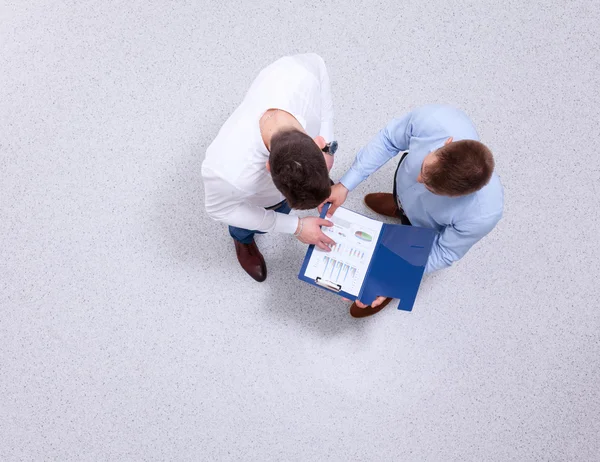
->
[321,140,338,156]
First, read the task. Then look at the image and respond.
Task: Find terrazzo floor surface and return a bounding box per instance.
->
[1,1,599,460]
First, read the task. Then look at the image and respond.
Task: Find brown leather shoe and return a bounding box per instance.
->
[234,240,267,282]
[350,298,393,318]
[364,193,402,219]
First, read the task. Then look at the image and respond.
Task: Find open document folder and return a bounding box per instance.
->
[298,204,436,311]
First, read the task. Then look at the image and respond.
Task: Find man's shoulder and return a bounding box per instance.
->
[255,55,320,102]
[410,104,478,140]
[471,173,504,219]
[205,103,258,154]
[202,155,268,200]
[258,54,315,82]
[289,53,326,74]
[414,104,470,119]
[203,130,265,186]
[445,174,503,225]
[265,53,324,70]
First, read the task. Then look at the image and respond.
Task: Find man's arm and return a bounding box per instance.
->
[209,200,299,234]
[425,215,501,273]
[203,168,337,250]
[202,169,298,234]
[321,112,414,217]
[339,112,414,191]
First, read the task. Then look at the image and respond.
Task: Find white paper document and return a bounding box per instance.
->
[303,207,383,297]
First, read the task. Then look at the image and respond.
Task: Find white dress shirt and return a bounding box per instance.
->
[202,53,334,234]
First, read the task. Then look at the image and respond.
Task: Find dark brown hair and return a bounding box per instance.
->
[269,129,330,209]
[424,140,495,196]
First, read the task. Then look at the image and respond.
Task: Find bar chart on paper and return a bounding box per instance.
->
[327,243,365,260]
[319,255,357,283]
[303,208,383,297]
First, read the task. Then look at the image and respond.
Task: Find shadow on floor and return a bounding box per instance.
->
[153,149,369,337]
[255,238,368,338]
[150,145,223,267]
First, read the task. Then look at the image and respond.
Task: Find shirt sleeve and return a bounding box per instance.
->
[339,112,413,191]
[425,214,501,273]
[202,167,299,234]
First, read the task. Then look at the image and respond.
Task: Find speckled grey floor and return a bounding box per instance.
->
[1,1,599,461]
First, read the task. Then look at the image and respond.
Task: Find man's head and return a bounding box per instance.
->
[267,129,331,209]
[417,138,495,196]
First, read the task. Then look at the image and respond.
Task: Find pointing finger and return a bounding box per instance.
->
[320,234,336,247]
[316,242,331,252]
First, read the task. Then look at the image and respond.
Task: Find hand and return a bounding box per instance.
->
[318,183,349,218]
[354,296,387,309]
[295,216,336,251]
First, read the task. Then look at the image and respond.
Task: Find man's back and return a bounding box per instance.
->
[202,54,331,214]
[395,105,503,233]
[201,54,337,283]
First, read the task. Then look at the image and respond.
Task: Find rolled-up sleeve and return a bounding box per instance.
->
[202,166,299,234]
[425,214,501,273]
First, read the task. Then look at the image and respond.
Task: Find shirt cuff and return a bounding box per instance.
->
[339,168,365,192]
[274,213,299,234]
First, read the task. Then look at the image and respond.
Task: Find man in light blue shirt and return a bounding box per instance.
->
[323,104,504,317]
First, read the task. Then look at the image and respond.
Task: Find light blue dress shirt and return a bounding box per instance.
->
[340,105,504,273]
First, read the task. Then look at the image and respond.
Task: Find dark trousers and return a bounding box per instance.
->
[393,152,412,226]
[228,200,292,244]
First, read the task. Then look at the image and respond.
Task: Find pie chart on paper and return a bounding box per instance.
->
[355,231,373,242]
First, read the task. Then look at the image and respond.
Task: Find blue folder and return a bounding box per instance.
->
[298,204,437,311]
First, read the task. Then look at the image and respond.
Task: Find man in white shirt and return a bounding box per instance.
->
[202,54,337,282]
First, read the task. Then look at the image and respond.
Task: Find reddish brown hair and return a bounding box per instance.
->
[424,140,495,196]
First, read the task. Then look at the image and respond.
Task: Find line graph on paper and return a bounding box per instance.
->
[303,207,383,297]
